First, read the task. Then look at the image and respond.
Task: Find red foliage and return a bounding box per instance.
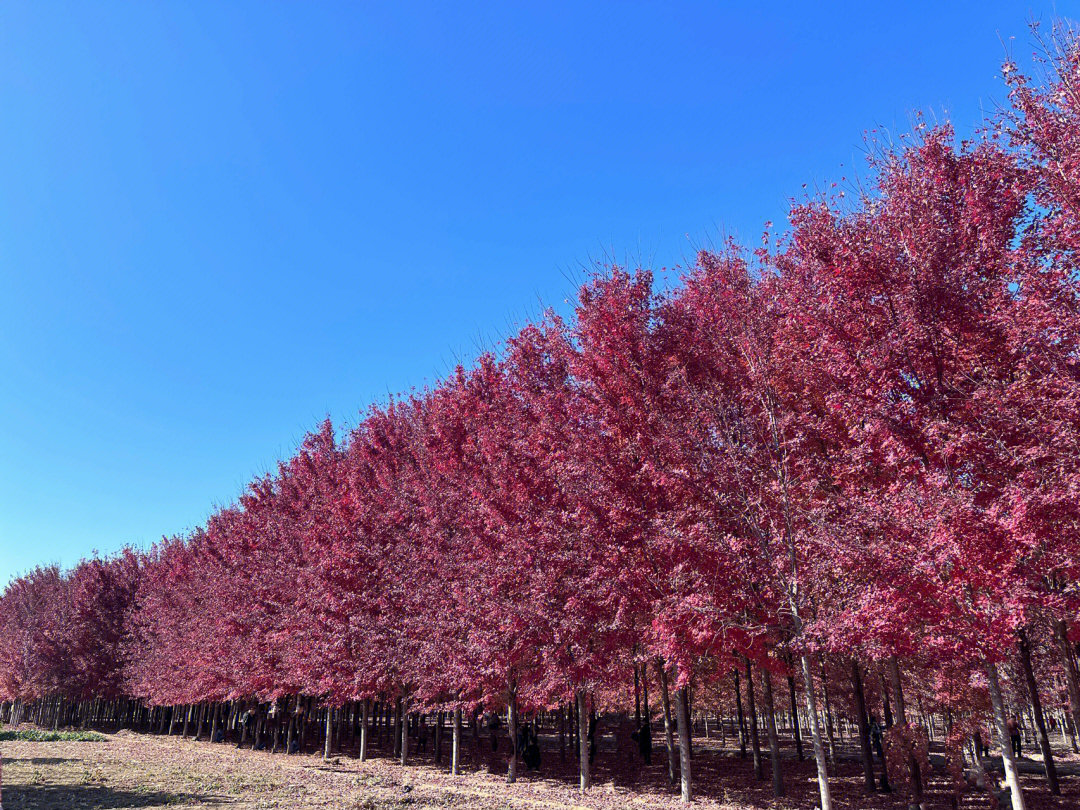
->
[3,25,1080,810]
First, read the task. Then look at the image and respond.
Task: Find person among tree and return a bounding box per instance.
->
[631,717,652,765]
[486,712,500,752]
[239,705,256,748]
[868,714,890,792]
[1007,715,1022,758]
[417,715,428,753]
[524,724,541,771]
[515,722,529,761]
[869,714,884,760]
[588,713,600,765]
[266,701,281,753]
[289,701,305,752]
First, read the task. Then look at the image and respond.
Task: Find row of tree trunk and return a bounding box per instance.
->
[4,629,1080,809]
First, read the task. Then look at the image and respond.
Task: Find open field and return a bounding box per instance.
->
[3,727,1080,810]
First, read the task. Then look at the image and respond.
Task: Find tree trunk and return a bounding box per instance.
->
[576,690,590,793]
[507,683,518,783]
[323,706,333,760]
[1018,630,1058,794]
[559,705,566,762]
[639,665,648,717]
[359,699,370,761]
[675,685,693,802]
[285,706,296,755]
[733,669,747,758]
[787,672,804,761]
[986,661,1028,810]
[641,664,650,749]
[399,698,409,766]
[270,703,280,754]
[452,707,462,775]
[800,654,833,810]
[760,668,784,797]
[745,658,764,780]
[434,710,443,763]
[881,673,894,727]
[635,665,642,728]
[471,707,481,758]
[850,659,877,793]
[335,705,345,753]
[1054,620,1080,753]
[658,663,678,785]
[887,657,922,810]
[820,659,836,764]
[394,699,402,758]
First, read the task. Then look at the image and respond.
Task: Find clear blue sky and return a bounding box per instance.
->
[0,1,1068,583]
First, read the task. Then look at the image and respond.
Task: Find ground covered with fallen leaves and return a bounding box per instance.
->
[3,727,1080,809]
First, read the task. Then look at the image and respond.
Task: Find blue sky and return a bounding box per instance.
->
[0,1,1069,583]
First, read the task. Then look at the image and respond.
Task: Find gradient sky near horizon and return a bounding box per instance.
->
[0,1,1072,584]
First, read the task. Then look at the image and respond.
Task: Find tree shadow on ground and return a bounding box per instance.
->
[3,783,228,809]
[4,756,74,765]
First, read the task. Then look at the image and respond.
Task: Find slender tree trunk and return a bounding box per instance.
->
[635,665,642,728]
[641,664,650,751]
[434,710,443,763]
[576,690,590,793]
[471,707,480,758]
[760,669,784,797]
[800,654,833,810]
[323,706,333,760]
[359,699,370,761]
[335,705,345,753]
[559,705,566,762]
[733,669,747,758]
[887,657,922,810]
[787,672,804,761]
[850,659,877,793]
[400,697,409,766]
[507,682,518,783]
[745,658,763,780]
[881,673,894,728]
[238,707,249,749]
[394,699,402,758]
[1054,620,1080,752]
[452,707,462,775]
[986,661,1028,810]
[285,705,296,755]
[820,659,836,764]
[675,685,693,802]
[658,663,678,785]
[1018,630,1058,794]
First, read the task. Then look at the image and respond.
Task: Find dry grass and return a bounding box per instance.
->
[2,728,1079,809]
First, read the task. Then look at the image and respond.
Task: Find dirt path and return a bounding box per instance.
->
[3,729,1080,809]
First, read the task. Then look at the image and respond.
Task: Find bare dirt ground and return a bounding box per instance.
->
[3,727,1080,809]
